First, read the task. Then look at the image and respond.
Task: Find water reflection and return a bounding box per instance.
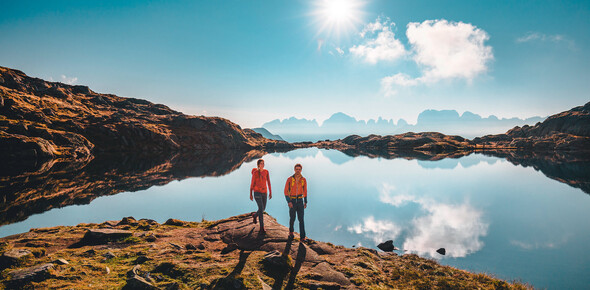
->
[349,182,489,259]
[1,148,590,289]
[338,148,590,194]
[0,150,270,225]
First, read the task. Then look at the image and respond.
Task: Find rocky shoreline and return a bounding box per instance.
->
[0,213,528,289]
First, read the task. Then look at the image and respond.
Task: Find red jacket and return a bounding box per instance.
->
[284,174,307,200]
[251,168,271,194]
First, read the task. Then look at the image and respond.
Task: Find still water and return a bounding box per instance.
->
[1,148,590,289]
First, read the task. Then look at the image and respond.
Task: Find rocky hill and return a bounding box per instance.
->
[0,213,527,289]
[0,66,292,165]
[473,101,590,151]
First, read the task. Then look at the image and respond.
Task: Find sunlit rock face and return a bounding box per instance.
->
[0,66,292,165]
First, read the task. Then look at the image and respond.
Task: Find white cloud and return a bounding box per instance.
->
[407,19,493,82]
[60,75,78,85]
[516,32,576,49]
[510,235,570,250]
[336,47,344,55]
[379,19,493,96]
[348,216,402,244]
[317,38,325,52]
[350,17,407,64]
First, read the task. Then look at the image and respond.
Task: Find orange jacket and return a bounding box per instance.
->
[284,174,307,200]
[251,168,271,194]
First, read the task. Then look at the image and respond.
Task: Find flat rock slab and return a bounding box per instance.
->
[0,248,32,268]
[312,262,351,286]
[81,229,132,244]
[8,263,54,284]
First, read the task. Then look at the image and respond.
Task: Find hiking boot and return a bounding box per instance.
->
[252,213,257,224]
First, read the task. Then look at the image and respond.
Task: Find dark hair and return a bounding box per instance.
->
[294,163,302,169]
[257,159,264,166]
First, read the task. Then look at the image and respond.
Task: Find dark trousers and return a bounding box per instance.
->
[289,199,305,239]
[254,192,267,229]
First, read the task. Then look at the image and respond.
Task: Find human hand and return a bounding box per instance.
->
[269,193,272,199]
[250,194,253,201]
[304,203,307,209]
[288,202,293,208]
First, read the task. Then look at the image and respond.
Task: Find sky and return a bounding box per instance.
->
[0,0,589,127]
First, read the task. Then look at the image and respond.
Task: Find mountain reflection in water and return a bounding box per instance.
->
[0,150,269,226]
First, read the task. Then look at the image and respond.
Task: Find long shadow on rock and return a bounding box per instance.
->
[285,242,307,290]
[0,149,267,226]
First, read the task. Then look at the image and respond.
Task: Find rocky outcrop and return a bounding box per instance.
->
[474,101,590,151]
[0,214,522,289]
[0,66,292,165]
[299,132,475,160]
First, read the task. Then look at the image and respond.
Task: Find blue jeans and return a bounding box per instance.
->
[289,199,305,239]
[254,192,267,229]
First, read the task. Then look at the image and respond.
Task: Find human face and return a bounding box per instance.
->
[294,166,302,174]
[258,161,265,170]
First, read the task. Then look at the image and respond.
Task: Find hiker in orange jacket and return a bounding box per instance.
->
[284,163,307,241]
[250,159,272,233]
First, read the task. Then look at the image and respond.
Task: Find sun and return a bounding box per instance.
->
[311,0,365,41]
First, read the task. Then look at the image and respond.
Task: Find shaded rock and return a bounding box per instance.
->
[164,219,185,226]
[8,263,54,285]
[124,275,158,290]
[377,240,396,252]
[185,243,197,251]
[437,248,446,255]
[0,248,32,268]
[144,233,157,242]
[210,276,245,289]
[221,243,239,254]
[103,251,116,260]
[312,262,351,286]
[52,258,69,265]
[169,242,183,251]
[262,250,292,270]
[73,228,132,246]
[163,282,181,290]
[134,255,151,264]
[127,265,142,278]
[308,241,336,255]
[153,262,184,278]
[118,216,138,226]
[82,249,96,256]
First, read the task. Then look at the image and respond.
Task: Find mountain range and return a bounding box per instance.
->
[263,111,545,142]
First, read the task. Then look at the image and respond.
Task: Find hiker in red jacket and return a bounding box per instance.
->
[284,163,307,241]
[250,159,272,233]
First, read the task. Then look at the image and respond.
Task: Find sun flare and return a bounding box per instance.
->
[312,0,365,40]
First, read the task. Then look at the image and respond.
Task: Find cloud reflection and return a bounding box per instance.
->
[348,216,402,244]
[354,183,489,258]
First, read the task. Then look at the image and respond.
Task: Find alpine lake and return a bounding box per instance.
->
[1,147,590,289]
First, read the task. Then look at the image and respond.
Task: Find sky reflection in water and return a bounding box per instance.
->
[1,148,589,289]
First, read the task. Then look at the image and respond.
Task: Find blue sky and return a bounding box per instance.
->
[1,0,588,127]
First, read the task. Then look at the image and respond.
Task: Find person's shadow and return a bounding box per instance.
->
[285,242,306,290]
[270,236,307,290]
